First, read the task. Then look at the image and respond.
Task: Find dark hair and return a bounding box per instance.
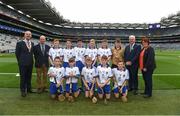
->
[118,60,124,64]
[68,57,75,62]
[77,38,83,42]
[115,38,121,43]
[54,56,61,61]
[66,39,72,43]
[141,36,150,45]
[101,55,108,60]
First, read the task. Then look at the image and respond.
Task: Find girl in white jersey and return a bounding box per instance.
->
[49,39,63,66]
[97,39,112,64]
[62,39,75,68]
[85,39,98,67]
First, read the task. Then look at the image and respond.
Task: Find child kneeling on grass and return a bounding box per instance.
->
[112,61,129,102]
[48,56,65,101]
[96,55,113,104]
[65,57,80,101]
[81,57,97,102]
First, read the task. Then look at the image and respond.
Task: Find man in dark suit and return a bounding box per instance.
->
[15,31,34,97]
[33,35,50,93]
[124,35,141,95]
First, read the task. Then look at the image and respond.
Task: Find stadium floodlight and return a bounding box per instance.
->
[18,10,24,14]
[33,18,37,21]
[54,24,62,27]
[45,23,52,25]
[7,5,14,10]
[26,15,31,18]
[38,20,44,23]
[74,26,82,29]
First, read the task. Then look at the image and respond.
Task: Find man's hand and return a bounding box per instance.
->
[56,83,60,88]
[143,68,147,72]
[49,73,56,77]
[126,61,132,66]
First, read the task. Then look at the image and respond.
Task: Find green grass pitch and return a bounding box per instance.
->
[0,50,180,115]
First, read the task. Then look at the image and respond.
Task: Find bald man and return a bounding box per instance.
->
[15,31,34,97]
[33,35,50,93]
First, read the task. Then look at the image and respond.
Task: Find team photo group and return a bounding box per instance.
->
[15,30,156,104]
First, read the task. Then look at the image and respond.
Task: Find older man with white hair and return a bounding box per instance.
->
[124,35,141,95]
[15,31,34,97]
[33,35,50,93]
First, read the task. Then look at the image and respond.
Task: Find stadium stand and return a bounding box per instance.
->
[0,0,180,52]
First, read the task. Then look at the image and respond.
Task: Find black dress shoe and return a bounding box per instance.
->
[133,90,138,95]
[128,88,133,92]
[37,88,43,94]
[143,95,152,98]
[42,88,48,93]
[21,92,27,97]
[140,92,146,95]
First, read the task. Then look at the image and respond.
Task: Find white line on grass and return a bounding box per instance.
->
[0,73,180,76]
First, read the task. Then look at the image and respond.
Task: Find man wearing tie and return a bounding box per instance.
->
[33,35,50,93]
[124,35,141,95]
[15,31,34,97]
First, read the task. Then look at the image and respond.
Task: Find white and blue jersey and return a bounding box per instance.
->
[97,48,112,57]
[81,66,97,91]
[62,48,75,68]
[74,47,86,72]
[48,66,65,94]
[96,65,113,94]
[49,47,63,61]
[85,48,98,61]
[65,66,80,93]
[112,68,129,94]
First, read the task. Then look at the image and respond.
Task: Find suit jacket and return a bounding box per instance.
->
[142,46,156,71]
[15,40,34,66]
[33,43,50,68]
[124,43,141,67]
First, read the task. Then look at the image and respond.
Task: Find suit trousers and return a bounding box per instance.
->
[19,65,33,92]
[36,64,48,89]
[142,70,153,96]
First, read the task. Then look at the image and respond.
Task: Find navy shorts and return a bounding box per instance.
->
[66,83,79,93]
[98,84,111,94]
[49,82,63,94]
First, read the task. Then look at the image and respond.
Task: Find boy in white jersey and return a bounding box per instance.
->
[62,39,75,68]
[74,38,86,72]
[96,55,113,102]
[65,57,80,98]
[47,57,65,101]
[49,39,63,66]
[81,57,97,98]
[112,61,129,102]
[97,39,112,64]
[85,39,98,67]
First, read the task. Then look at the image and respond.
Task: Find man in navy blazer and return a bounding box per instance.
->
[33,35,50,93]
[15,31,34,97]
[124,35,141,95]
